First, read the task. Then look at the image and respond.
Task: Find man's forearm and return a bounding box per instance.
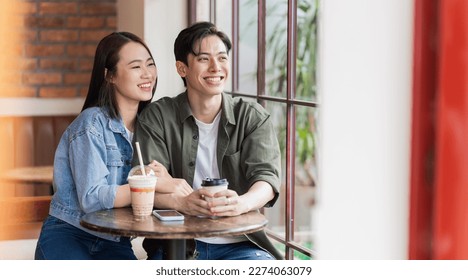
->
[239,181,275,212]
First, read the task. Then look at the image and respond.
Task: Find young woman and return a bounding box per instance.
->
[34,32,158,260]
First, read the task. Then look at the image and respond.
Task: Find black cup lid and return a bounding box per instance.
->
[201,178,228,186]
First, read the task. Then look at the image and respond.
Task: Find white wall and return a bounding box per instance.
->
[118,0,187,100]
[0,98,84,116]
[315,0,414,259]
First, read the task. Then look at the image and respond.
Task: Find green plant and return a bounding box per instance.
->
[274,242,314,260]
[265,0,318,99]
[240,0,319,257]
[262,0,319,187]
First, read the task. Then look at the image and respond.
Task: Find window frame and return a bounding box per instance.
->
[188,0,316,259]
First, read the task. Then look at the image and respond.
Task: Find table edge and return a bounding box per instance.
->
[80,211,268,239]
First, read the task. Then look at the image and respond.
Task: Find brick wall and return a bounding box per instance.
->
[0,0,117,98]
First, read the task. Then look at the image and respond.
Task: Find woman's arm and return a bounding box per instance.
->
[113,184,131,208]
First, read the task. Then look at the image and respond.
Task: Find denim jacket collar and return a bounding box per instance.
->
[101,107,127,137]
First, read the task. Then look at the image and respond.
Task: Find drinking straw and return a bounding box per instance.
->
[135,142,146,176]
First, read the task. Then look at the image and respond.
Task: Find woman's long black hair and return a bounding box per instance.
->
[81,32,157,119]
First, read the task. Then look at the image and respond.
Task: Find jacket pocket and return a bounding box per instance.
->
[106,145,124,167]
[106,145,124,184]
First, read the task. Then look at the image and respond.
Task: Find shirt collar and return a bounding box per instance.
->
[176,91,193,123]
[220,92,236,126]
[176,91,236,126]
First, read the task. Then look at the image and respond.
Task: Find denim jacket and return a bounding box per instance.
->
[49,107,133,241]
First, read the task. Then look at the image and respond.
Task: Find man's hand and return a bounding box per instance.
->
[156,177,193,196]
[203,188,247,217]
[204,181,275,217]
[175,190,214,217]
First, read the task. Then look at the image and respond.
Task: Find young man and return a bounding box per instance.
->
[133,21,283,260]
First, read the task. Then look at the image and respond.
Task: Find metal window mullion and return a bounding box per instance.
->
[257,0,266,107]
[285,0,297,260]
[210,0,216,23]
[232,0,239,92]
[188,0,197,24]
[229,91,318,107]
[265,228,315,258]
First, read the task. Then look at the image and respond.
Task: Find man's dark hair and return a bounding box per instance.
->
[174,21,232,86]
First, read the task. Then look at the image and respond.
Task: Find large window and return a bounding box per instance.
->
[190,0,318,259]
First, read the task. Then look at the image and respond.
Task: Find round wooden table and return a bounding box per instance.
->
[80,208,268,259]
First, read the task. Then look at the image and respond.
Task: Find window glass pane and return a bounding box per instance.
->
[237,0,258,95]
[215,2,233,92]
[263,100,286,241]
[293,105,317,255]
[265,0,288,98]
[211,0,319,259]
[293,249,313,260]
[215,2,231,35]
[196,0,211,21]
[295,0,318,102]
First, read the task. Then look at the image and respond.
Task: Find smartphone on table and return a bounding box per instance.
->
[152,210,185,221]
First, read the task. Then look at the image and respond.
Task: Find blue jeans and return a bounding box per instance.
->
[193,240,274,260]
[34,215,137,260]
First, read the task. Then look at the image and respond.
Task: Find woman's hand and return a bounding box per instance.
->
[148,160,170,178]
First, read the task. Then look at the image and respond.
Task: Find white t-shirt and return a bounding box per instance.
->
[125,126,133,142]
[193,112,248,244]
[192,113,221,190]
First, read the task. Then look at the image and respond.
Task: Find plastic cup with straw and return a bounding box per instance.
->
[129,142,156,216]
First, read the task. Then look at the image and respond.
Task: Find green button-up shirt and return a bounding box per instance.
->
[134,91,281,205]
[133,91,283,259]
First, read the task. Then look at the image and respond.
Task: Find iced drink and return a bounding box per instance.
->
[201,178,228,203]
[128,175,157,216]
